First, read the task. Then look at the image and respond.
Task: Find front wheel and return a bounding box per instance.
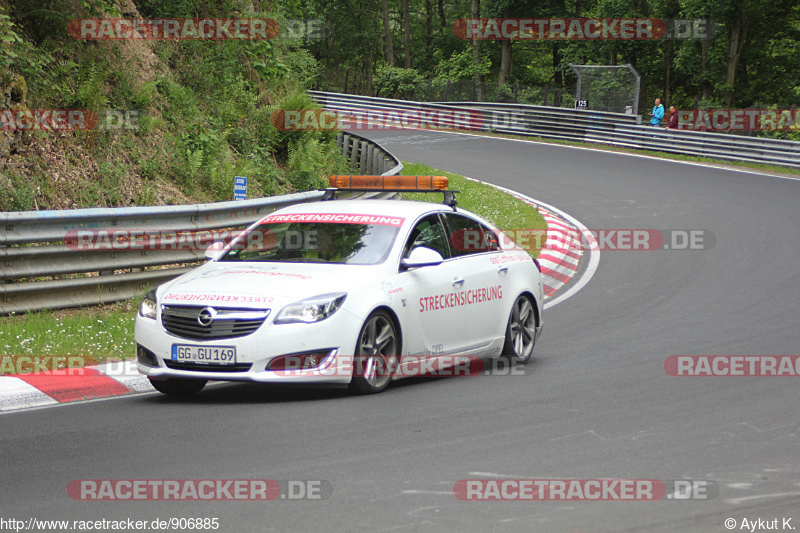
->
[502,294,538,363]
[349,310,400,394]
[148,377,207,397]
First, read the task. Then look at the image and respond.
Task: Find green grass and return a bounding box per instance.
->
[0,300,137,373]
[0,164,547,368]
[400,162,547,256]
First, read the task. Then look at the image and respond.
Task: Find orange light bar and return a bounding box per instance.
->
[329,175,449,191]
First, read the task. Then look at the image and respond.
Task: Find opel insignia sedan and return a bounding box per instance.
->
[135,176,543,396]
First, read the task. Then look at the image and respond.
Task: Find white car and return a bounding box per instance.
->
[135,177,544,395]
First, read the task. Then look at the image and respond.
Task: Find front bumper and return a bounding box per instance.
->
[135,309,362,385]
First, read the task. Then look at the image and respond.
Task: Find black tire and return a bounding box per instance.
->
[349,310,400,394]
[148,377,207,397]
[501,294,538,363]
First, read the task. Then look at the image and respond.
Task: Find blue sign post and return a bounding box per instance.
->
[234,176,247,201]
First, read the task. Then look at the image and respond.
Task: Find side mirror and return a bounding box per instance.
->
[204,241,226,260]
[402,246,444,269]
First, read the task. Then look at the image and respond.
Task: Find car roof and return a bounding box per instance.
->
[268,199,454,220]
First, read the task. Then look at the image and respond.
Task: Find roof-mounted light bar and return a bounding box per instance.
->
[329,175,449,190]
[322,175,459,207]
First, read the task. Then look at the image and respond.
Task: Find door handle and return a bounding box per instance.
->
[452,276,465,287]
[497,266,509,274]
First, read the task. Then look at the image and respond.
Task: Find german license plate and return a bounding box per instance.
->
[171,345,237,365]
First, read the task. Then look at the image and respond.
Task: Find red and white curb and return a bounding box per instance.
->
[527,206,582,299]
[466,177,597,306]
[0,361,151,412]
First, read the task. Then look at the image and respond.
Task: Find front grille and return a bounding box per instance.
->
[161,305,270,340]
[164,360,253,372]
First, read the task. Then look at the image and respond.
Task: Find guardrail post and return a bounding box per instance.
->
[358,140,368,172]
[349,136,359,171]
[364,143,373,174]
[373,147,382,174]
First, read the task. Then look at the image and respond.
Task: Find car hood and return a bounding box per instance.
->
[158,262,382,308]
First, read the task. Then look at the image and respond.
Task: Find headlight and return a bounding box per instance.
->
[274,292,347,324]
[139,289,158,319]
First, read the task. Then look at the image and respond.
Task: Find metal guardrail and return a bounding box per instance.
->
[583,124,800,168]
[0,132,403,314]
[310,90,639,143]
[338,130,403,176]
[310,91,800,169]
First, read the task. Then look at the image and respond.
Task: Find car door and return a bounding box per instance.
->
[440,212,507,352]
[396,213,472,358]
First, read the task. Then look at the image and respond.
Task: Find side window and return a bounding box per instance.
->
[403,215,450,260]
[443,213,499,257]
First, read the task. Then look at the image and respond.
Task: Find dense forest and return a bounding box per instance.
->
[0,0,798,211]
[303,0,799,113]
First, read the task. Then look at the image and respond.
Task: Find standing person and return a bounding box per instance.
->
[649,97,664,126]
[665,105,679,129]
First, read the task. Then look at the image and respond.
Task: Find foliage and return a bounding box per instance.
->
[1,0,350,209]
[79,0,121,17]
[373,66,424,98]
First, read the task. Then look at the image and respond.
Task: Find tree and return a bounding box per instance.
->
[381,0,394,66]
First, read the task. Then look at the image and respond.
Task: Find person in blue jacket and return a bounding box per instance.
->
[650,98,665,126]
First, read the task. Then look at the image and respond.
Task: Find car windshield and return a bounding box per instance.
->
[219,219,401,265]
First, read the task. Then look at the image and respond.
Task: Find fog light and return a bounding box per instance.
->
[268,350,336,370]
[137,345,159,367]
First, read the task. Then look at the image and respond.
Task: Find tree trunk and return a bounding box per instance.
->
[498,7,511,86]
[700,38,711,101]
[724,4,745,107]
[499,41,511,86]
[425,0,434,64]
[471,0,483,101]
[552,42,563,107]
[363,11,381,94]
[664,40,674,105]
[438,0,446,32]
[552,0,566,106]
[369,14,380,94]
[403,0,412,68]
[381,0,394,67]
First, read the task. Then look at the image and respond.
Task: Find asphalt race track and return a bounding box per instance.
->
[2,129,799,532]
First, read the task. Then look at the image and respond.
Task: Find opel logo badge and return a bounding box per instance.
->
[197,307,217,327]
